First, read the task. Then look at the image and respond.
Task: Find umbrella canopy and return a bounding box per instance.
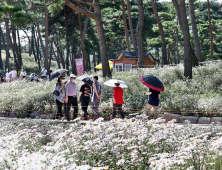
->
[139,75,164,91]
[82,77,93,86]
[95,61,113,69]
[49,69,68,81]
[77,75,87,80]
[104,79,128,88]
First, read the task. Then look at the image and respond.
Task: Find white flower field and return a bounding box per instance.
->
[0,117,222,169]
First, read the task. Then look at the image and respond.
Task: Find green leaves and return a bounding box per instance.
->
[0,5,23,15]
[11,11,35,28]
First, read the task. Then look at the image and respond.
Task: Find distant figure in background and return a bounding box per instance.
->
[34,74,39,82]
[5,68,10,83]
[91,76,102,120]
[146,88,160,120]
[78,81,91,120]
[54,75,66,120]
[0,74,4,83]
[10,67,17,82]
[30,73,35,81]
[112,83,125,119]
[41,66,47,79]
[20,68,27,80]
[65,74,78,121]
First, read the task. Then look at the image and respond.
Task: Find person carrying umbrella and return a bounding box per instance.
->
[140,75,164,120]
[112,82,125,119]
[78,79,91,120]
[54,75,66,119]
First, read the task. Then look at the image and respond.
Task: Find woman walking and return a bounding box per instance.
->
[54,75,66,119]
[147,88,160,120]
[5,68,10,83]
[78,82,91,120]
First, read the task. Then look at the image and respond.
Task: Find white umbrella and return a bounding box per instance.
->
[104,79,128,88]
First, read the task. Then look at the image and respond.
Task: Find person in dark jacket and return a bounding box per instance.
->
[78,82,91,120]
[112,83,125,119]
[147,88,160,120]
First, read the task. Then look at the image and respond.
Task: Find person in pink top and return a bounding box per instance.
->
[112,83,125,119]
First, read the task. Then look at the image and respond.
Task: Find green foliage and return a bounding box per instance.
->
[11,11,35,28]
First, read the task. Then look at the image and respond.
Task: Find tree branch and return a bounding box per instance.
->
[26,0,56,11]
[87,17,122,31]
[64,0,96,19]
[71,0,95,8]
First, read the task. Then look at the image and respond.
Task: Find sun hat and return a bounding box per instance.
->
[70,74,77,78]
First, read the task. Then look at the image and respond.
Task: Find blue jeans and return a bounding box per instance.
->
[91,101,100,116]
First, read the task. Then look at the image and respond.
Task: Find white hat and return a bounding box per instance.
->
[70,74,76,78]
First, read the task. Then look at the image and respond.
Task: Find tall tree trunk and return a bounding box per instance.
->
[54,41,65,68]
[44,0,49,71]
[93,49,96,72]
[33,26,41,70]
[121,0,131,51]
[207,0,213,60]
[16,27,22,65]
[31,26,37,62]
[94,0,111,77]
[0,26,7,69]
[172,0,193,78]
[22,29,31,56]
[136,0,145,67]
[176,18,180,64]
[3,18,10,69]
[53,47,61,69]
[97,48,100,64]
[151,0,168,65]
[0,31,2,69]
[11,24,21,70]
[33,2,45,62]
[48,40,53,71]
[189,0,202,62]
[155,47,160,66]
[64,8,70,73]
[126,0,137,52]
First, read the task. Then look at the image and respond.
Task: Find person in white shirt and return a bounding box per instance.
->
[41,66,47,79]
[20,68,27,80]
[10,67,17,82]
[5,68,10,83]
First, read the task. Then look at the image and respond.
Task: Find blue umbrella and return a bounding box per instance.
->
[140,75,164,91]
[82,77,93,86]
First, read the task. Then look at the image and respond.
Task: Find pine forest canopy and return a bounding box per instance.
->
[0,0,221,78]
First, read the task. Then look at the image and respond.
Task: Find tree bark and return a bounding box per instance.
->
[11,24,21,70]
[121,0,131,51]
[126,0,137,52]
[48,40,53,71]
[31,26,37,62]
[54,41,65,68]
[0,26,7,69]
[16,27,22,65]
[64,8,70,73]
[0,30,2,69]
[44,0,49,71]
[94,0,111,77]
[151,0,168,65]
[93,49,96,72]
[189,0,202,62]
[207,0,213,60]
[136,0,145,67]
[33,2,46,62]
[3,18,10,69]
[176,18,180,64]
[53,47,61,69]
[33,26,41,70]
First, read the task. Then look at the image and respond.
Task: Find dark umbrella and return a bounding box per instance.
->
[139,75,164,91]
[49,69,68,81]
[82,77,93,86]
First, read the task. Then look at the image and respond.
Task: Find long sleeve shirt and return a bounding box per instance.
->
[65,81,77,96]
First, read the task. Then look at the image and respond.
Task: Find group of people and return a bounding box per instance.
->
[54,73,161,121]
[54,74,125,121]
[0,66,51,83]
